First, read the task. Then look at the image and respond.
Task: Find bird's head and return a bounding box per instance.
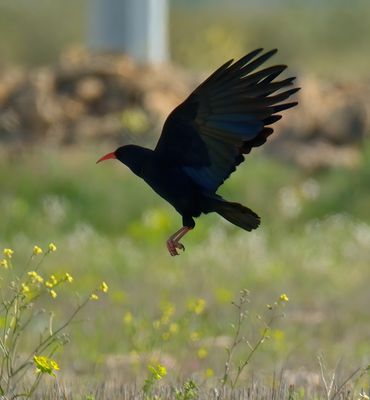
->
[97,145,151,176]
[96,146,130,164]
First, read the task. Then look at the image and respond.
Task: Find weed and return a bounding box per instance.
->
[174,380,199,400]
[0,244,108,399]
[221,290,289,391]
[142,363,167,399]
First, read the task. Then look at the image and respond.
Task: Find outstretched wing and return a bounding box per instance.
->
[155,48,299,193]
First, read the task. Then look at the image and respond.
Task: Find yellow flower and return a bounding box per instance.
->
[156,364,167,378]
[49,290,57,299]
[49,359,60,371]
[64,273,73,283]
[169,323,179,334]
[45,274,58,288]
[33,355,60,376]
[123,311,133,325]
[190,331,200,342]
[90,293,99,301]
[194,298,206,314]
[197,347,208,359]
[28,271,44,283]
[21,283,30,294]
[204,368,214,378]
[148,364,167,380]
[33,245,43,256]
[48,243,57,252]
[273,329,285,341]
[279,293,289,302]
[187,298,206,315]
[3,248,14,258]
[0,259,8,269]
[100,281,108,293]
[160,301,175,325]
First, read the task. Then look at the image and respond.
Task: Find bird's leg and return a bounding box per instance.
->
[166,226,192,256]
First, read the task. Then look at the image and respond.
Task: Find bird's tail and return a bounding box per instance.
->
[213,200,260,231]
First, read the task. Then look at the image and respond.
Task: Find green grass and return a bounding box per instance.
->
[0,144,369,392]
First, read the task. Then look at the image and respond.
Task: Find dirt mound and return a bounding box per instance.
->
[0,47,193,147]
[267,76,369,170]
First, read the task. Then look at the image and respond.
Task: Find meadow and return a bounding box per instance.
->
[0,1,370,397]
[0,143,369,398]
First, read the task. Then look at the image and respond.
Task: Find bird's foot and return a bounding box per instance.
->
[166,226,192,256]
[166,239,185,256]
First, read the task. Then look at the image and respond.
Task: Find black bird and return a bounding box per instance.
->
[97,49,299,256]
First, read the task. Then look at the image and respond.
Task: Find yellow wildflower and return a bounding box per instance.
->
[194,298,206,314]
[33,245,43,256]
[187,298,206,315]
[49,290,57,299]
[169,323,179,334]
[45,274,58,288]
[279,293,289,302]
[156,364,167,378]
[33,355,60,376]
[123,311,133,325]
[273,329,285,341]
[160,301,175,324]
[49,360,60,371]
[48,243,57,252]
[205,368,214,378]
[0,259,8,269]
[100,281,108,293]
[148,364,167,380]
[3,248,14,258]
[21,283,30,294]
[65,273,73,283]
[190,331,200,342]
[90,293,99,301]
[28,271,44,283]
[197,347,208,359]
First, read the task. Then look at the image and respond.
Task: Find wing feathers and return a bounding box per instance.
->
[155,49,299,193]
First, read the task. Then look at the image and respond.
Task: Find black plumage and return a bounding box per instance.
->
[97,49,299,256]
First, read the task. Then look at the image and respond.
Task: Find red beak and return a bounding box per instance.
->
[96,151,116,164]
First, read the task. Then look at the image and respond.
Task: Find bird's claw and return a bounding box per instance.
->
[166,239,185,256]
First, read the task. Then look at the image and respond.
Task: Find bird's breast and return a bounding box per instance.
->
[141,162,200,215]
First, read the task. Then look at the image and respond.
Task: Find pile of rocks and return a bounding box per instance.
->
[0,48,368,170]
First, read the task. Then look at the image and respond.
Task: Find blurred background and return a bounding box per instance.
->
[0,0,369,392]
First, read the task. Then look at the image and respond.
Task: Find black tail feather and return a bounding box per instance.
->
[213,200,260,231]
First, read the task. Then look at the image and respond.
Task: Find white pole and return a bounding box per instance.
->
[88,0,169,64]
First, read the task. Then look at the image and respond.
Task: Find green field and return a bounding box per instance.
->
[0,1,370,396]
[0,143,369,397]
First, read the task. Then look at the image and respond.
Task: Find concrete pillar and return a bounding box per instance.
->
[88,0,169,64]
